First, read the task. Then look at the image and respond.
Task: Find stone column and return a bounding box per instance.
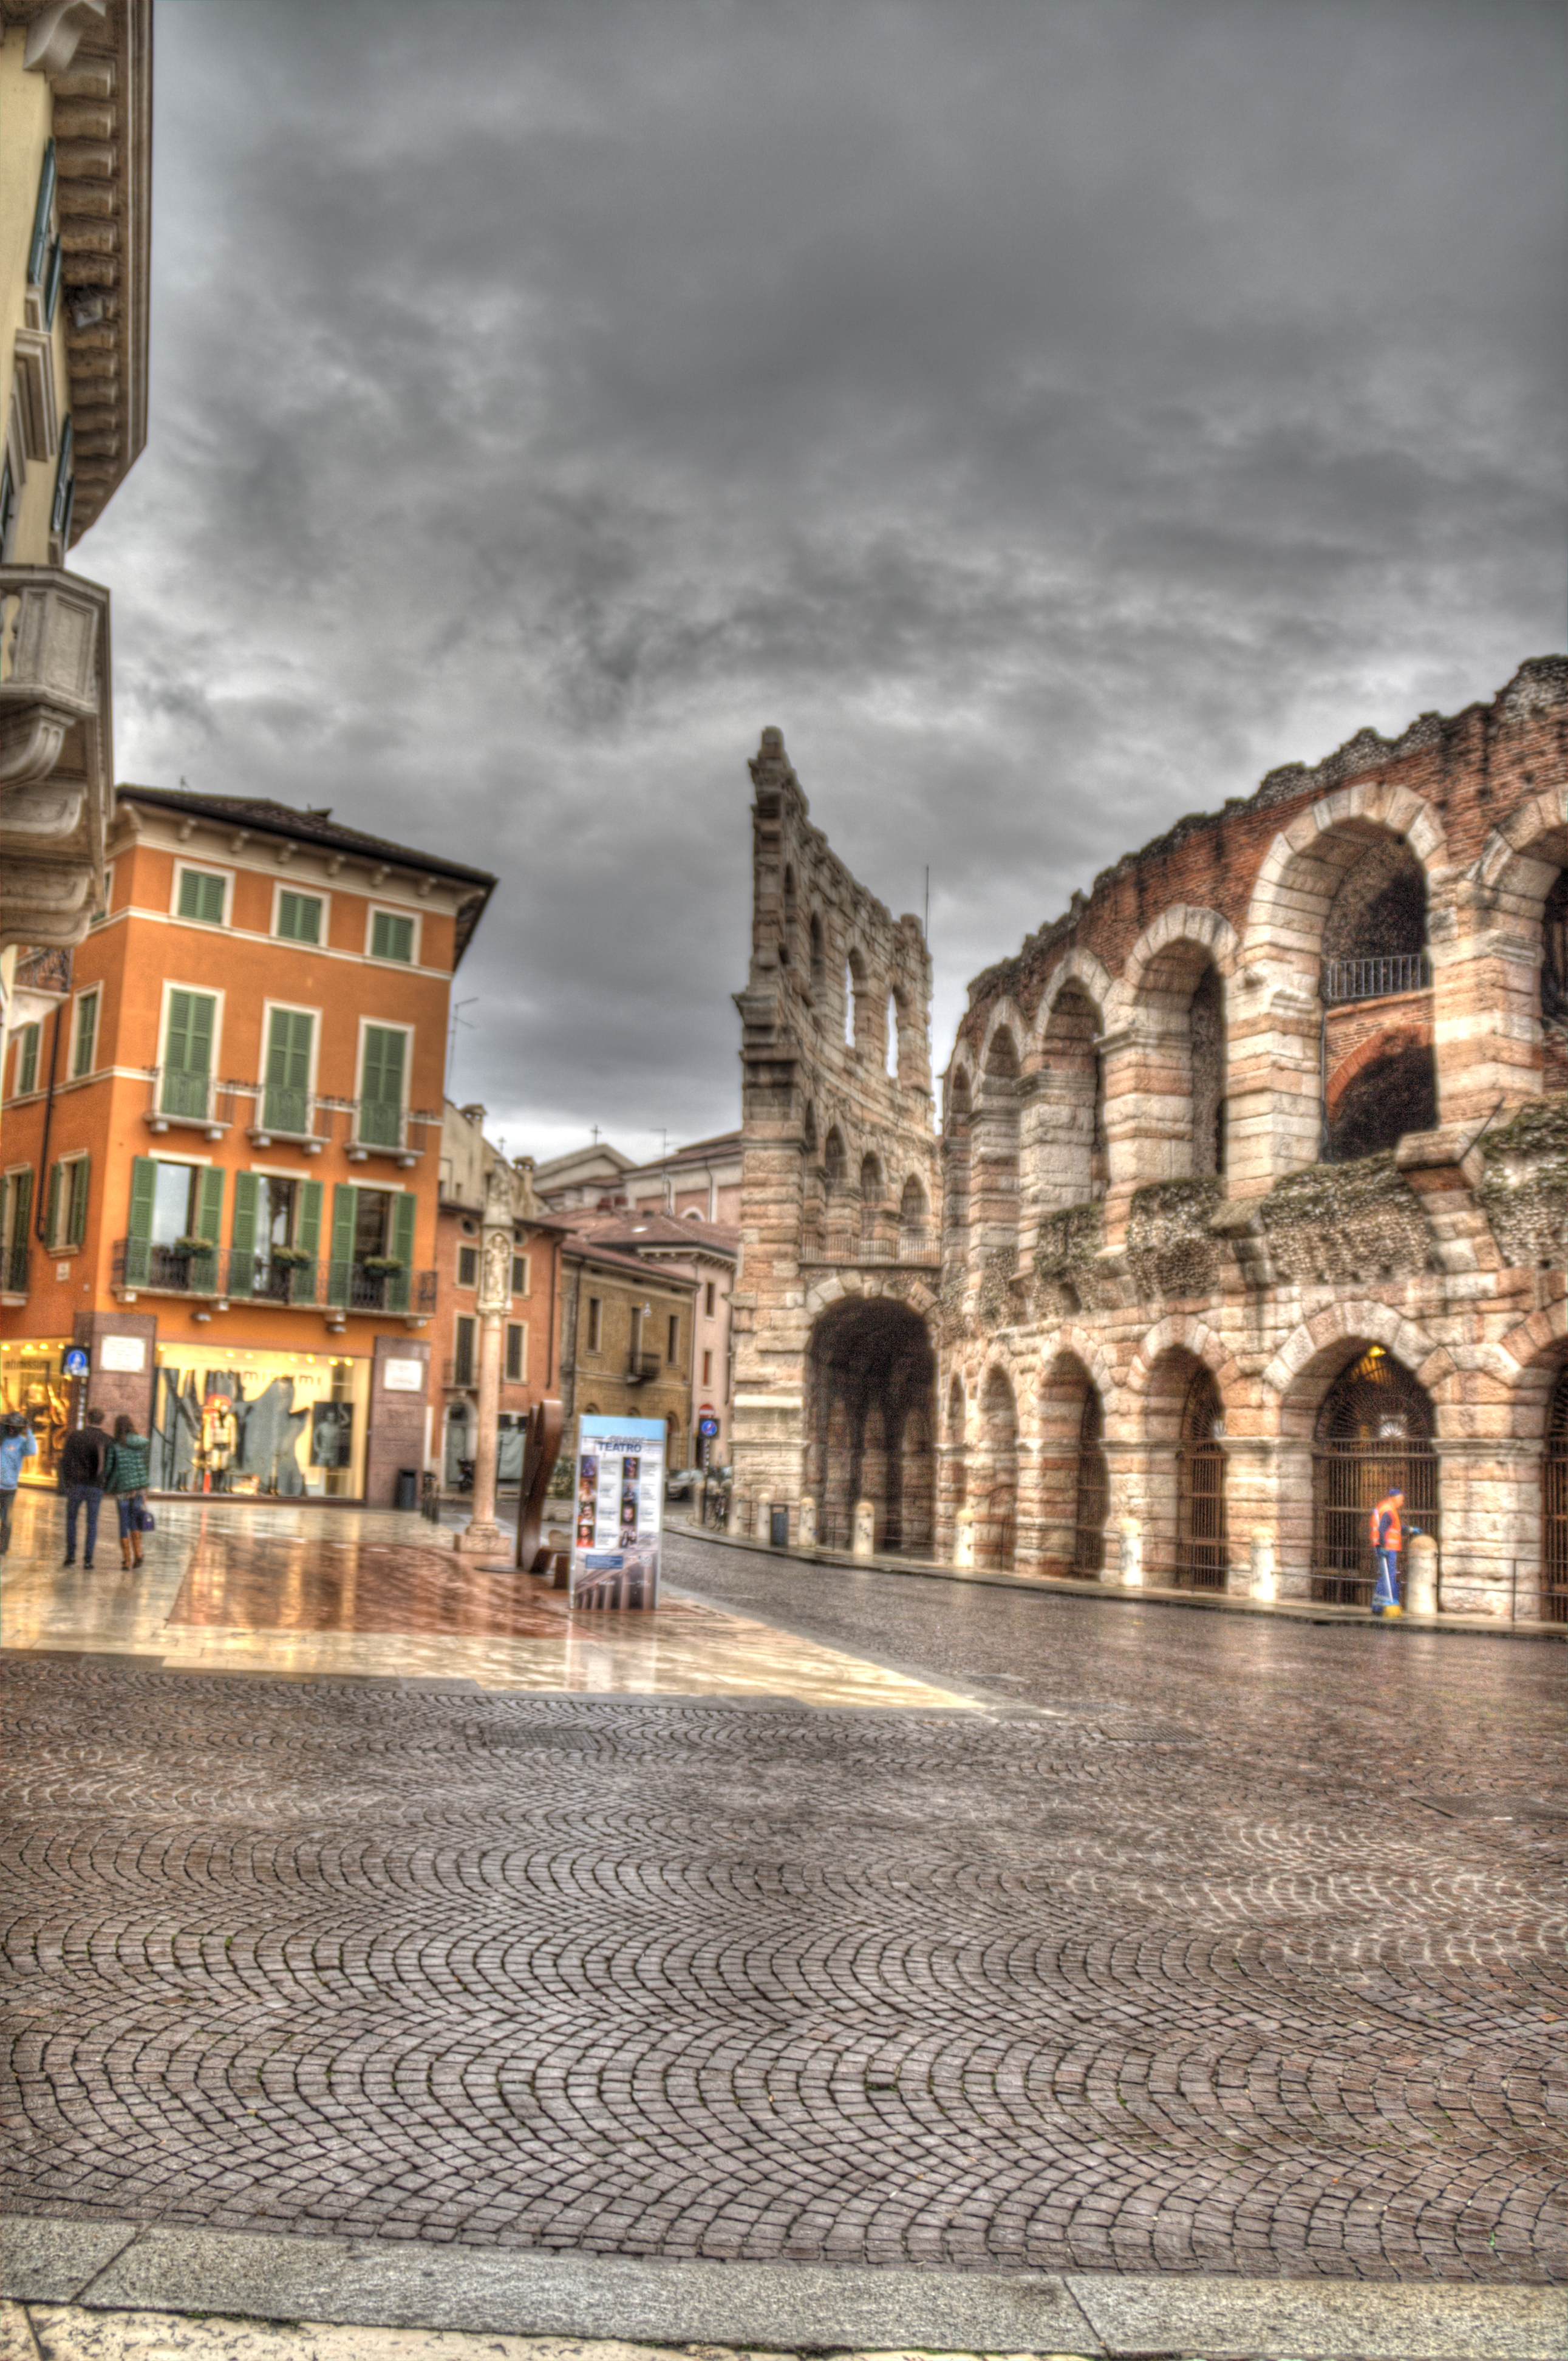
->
[455,1171,515,1559]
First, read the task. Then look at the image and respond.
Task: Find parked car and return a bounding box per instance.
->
[664,1465,702,1502]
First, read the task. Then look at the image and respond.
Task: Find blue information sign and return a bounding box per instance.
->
[698,1414,720,1440]
[63,1347,90,1379]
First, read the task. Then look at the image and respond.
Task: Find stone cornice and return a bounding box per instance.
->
[10,0,153,538]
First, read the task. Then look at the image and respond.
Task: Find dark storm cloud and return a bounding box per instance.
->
[81,0,1566,1156]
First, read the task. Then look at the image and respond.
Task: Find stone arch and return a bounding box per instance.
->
[1323,1029,1437,1163]
[972,1361,1019,1570]
[1033,947,1116,1043]
[1105,909,1236,1185]
[1137,1340,1232,1589]
[858,1151,887,1250]
[1261,1301,1441,1411]
[804,1293,936,1552]
[1127,1312,1236,1403]
[943,1061,974,1249]
[1031,960,1110,1214]
[809,909,826,998]
[1472,786,1568,1094]
[972,1018,1023,1259]
[1244,782,1449,966]
[1033,1349,1107,1579]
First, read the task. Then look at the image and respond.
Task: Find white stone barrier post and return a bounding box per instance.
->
[1406,1531,1439,1617]
[1118,1514,1144,1588]
[797,1495,817,1552]
[852,1497,876,1557]
[953,1508,976,1568]
[1249,1526,1277,1604]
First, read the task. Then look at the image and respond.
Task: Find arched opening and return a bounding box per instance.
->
[1125,947,1227,1182]
[1311,1344,1439,1606]
[805,1296,936,1552]
[974,1027,1021,1256]
[799,1103,823,1256]
[1545,1364,1568,1624]
[1035,1352,1105,1577]
[898,1173,929,1255]
[972,1366,1018,1570]
[781,865,797,966]
[810,911,826,997]
[943,1065,972,1245]
[1319,830,1437,1159]
[1325,1040,1437,1164]
[1175,1364,1228,1589]
[845,949,873,1051]
[823,1126,847,1191]
[1037,980,1105,1208]
[885,991,900,1078]
[858,1153,885,1252]
[443,1400,471,1490]
[1542,870,1567,1089]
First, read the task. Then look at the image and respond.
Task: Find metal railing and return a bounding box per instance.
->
[13,945,72,997]
[1,1241,29,1294]
[625,1351,663,1385]
[258,1082,314,1137]
[1322,953,1431,1005]
[112,1239,435,1317]
[805,1225,942,1267]
[355,1098,406,1150]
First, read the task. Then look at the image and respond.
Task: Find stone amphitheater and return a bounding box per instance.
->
[728,655,1568,1620]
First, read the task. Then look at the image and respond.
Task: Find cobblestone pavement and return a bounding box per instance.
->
[4,1499,1566,2292]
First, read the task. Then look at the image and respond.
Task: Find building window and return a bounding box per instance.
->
[702,1349,713,1387]
[629,1306,644,1364]
[370,908,415,962]
[27,139,56,282]
[14,1024,41,1097]
[46,1154,91,1250]
[263,1007,314,1134]
[511,1253,530,1296]
[0,452,16,562]
[277,889,322,944]
[177,867,227,925]
[457,1244,478,1287]
[505,1323,525,1382]
[667,1313,680,1365]
[453,1316,476,1388]
[704,1280,715,1317]
[72,990,98,1078]
[587,1295,602,1352]
[161,989,216,1120]
[358,1025,407,1147]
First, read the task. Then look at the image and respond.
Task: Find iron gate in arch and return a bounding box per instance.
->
[1071,1387,1108,1576]
[1545,1365,1568,1625]
[1312,1346,1439,1606]
[1174,1364,1228,1590]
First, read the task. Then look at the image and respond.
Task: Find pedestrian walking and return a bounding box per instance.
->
[105,1412,152,1570]
[59,1407,111,1570]
[1369,1485,1405,1617]
[0,1411,38,1556]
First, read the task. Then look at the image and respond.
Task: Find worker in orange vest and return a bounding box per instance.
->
[1369,1488,1404,1617]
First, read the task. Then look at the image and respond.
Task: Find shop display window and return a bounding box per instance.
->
[149,1348,370,1498]
[1,1341,75,1481]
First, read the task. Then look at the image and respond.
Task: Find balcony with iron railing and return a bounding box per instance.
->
[347,1099,429,1168]
[1322,953,1432,1006]
[247,1080,329,1154]
[625,1351,663,1386]
[143,1066,231,1139]
[112,1239,436,1321]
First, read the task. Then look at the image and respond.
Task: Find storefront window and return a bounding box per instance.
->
[1,1339,75,1481]
[150,1347,370,1498]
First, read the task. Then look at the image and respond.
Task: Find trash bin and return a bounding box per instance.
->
[769,1504,790,1549]
[395,1468,418,1513]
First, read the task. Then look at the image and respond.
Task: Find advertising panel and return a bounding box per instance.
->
[571,1414,664,1610]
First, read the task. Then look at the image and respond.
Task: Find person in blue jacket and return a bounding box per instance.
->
[0,1411,38,1556]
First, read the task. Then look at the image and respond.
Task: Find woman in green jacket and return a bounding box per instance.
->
[105,1413,152,1570]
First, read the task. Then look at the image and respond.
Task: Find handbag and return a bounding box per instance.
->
[137,1503,157,1533]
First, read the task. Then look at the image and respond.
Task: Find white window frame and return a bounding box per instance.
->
[49,1147,90,1250]
[70,984,100,1078]
[505,1321,528,1382]
[10,1018,43,1100]
[354,1014,414,1125]
[365,902,421,966]
[456,1242,479,1290]
[171,858,234,928]
[157,976,227,1082]
[259,998,322,1099]
[271,879,330,945]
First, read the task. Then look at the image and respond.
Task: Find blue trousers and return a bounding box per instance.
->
[1372,1546,1400,1612]
[64,1483,103,1562]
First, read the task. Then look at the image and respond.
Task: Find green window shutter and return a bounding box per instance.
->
[329,1184,356,1304]
[50,414,72,537]
[278,891,321,944]
[28,141,56,284]
[361,1026,406,1103]
[73,992,98,1077]
[67,1155,90,1246]
[43,233,63,329]
[178,870,225,924]
[267,1008,313,1087]
[296,1179,323,1262]
[17,1024,39,1095]
[231,1171,258,1255]
[372,910,414,961]
[128,1156,158,1241]
[387,1191,417,1312]
[45,1161,63,1249]
[196,1165,225,1243]
[166,990,215,1074]
[0,1177,9,1257]
[12,1169,32,1242]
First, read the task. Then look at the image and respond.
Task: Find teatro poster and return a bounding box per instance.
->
[571,1414,665,1610]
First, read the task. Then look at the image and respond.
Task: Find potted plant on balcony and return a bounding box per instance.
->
[360,1255,405,1276]
[171,1235,214,1257]
[271,1245,313,1267]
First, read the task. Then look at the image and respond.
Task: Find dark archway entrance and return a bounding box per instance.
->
[805,1296,935,1553]
[1312,1346,1439,1606]
[1175,1364,1228,1590]
[1544,1364,1568,1624]
[1072,1389,1108,1576]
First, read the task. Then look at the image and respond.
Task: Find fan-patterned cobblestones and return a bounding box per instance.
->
[2,1600,1564,2287]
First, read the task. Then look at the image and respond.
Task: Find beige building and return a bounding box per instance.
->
[563,1205,737,1465]
[729,667,1568,1620]
[556,1225,697,1471]
[1,0,152,1060]
[535,1130,741,1224]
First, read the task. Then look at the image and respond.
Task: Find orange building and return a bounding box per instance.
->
[0,783,494,1502]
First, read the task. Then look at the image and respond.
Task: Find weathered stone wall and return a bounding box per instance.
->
[732,659,1568,1617]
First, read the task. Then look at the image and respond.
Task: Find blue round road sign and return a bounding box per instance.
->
[63,1347,90,1378]
[698,1415,720,1440]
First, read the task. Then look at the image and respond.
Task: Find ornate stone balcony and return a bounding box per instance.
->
[0,565,112,953]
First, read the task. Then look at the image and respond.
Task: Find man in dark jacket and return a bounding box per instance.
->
[60,1408,111,1569]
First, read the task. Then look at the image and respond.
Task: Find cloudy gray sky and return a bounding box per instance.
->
[79,0,1566,1160]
